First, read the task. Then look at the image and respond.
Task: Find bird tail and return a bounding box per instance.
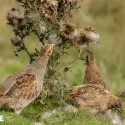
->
[0,96,8,108]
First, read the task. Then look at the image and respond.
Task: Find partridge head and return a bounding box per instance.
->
[86,50,96,65]
[108,95,122,110]
[40,44,53,56]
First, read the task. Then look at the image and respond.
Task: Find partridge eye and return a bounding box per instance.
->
[113,101,120,108]
[90,56,94,61]
[48,50,51,54]
[115,102,121,108]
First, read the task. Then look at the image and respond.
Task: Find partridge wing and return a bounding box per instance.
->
[67,84,104,100]
[0,72,24,96]
[6,73,38,100]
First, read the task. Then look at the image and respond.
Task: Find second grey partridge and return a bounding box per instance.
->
[66,84,122,114]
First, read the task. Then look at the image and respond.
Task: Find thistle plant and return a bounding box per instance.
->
[7,0,100,104]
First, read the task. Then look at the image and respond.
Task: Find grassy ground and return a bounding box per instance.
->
[0,102,113,125]
[0,0,125,125]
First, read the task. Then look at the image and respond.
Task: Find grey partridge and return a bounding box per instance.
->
[84,51,108,89]
[0,44,53,114]
[66,84,122,114]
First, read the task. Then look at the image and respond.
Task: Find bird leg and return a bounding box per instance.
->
[15,109,22,114]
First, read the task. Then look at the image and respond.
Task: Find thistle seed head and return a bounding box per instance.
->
[60,21,77,40]
[41,0,58,19]
[7,8,24,27]
[80,27,100,43]
[11,35,22,46]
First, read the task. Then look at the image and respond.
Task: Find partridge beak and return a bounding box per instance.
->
[51,44,54,47]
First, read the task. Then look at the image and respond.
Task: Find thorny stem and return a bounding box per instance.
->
[17,32,34,63]
[21,39,34,63]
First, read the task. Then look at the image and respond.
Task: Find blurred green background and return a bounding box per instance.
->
[0,0,125,95]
